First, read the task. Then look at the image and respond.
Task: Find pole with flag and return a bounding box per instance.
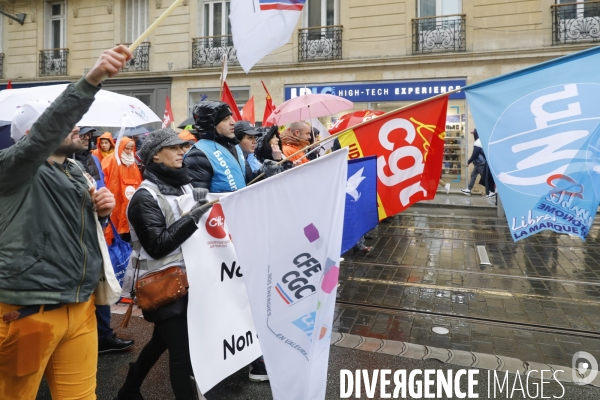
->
[161,95,174,129]
[241,96,255,125]
[463,46,600,242]
[222,81,243,122]
[220,149,348,400]
[337,95,449,220]
[219,53,228,100]
[261,81,276,127]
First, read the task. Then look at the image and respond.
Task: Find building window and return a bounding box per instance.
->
[125,0,149,43]
[45,1,66,49]
[188,87,249,117]
[418,0,462,18]
[413,0,465,54]
[307,0,335,28]
[553,0,600,44]
[203,1,231,37]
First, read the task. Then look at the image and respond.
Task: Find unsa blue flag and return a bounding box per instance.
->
[464,46,600,242]
[341,156,378,254]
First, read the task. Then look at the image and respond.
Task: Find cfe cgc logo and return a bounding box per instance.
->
[274,223,340,306]
[205,204,227,239]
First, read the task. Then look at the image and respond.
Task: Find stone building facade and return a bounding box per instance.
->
[1,0,598,186]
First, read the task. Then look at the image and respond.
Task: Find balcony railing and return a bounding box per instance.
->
[412,14,466,54]
[122,42,150,72]
[192,36,238,68]
[298,25,343,62]
[552,1,600,45]
[39,48,68,77]
[0,53,4,79]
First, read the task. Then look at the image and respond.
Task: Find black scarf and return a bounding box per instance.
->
[145,162,190,188]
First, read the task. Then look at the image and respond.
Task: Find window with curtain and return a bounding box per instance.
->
[125,0,149,43]
[45,1,66,49]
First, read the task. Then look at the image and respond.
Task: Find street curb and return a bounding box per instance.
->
[330,332,600,387]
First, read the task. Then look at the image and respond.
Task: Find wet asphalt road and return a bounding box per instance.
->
[37,195,600,399]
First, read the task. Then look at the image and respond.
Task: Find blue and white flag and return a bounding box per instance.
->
[464,46,600,241]
[341,157,378,254]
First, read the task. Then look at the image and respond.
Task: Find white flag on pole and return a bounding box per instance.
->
[230,0,306,73]
[220,53,228,81]
[178,193,262,393]
[220,149,348,400]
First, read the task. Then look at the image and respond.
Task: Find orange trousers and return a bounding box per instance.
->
[0,297,97,400]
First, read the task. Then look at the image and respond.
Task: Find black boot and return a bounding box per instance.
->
[114,362,145,400]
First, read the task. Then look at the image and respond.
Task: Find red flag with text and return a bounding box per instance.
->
[338,95,448,220]
[161,96,174,128]
[241,96,255,125]
[261,81,275,127]
[221,82,243,122]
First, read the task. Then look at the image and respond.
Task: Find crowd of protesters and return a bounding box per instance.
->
[0,44,367,400]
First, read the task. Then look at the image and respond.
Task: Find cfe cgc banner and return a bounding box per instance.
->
[178,193,262,393]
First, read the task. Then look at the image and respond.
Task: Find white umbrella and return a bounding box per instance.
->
[0,84,160,127]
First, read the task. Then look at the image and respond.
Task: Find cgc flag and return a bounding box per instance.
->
[341,157,378,254]
[464,46,600,241]
[338,96,448,220]
[220,149,348,400]
[230,0,305,72]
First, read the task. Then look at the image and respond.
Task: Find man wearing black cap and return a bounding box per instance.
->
[235,120,283,180]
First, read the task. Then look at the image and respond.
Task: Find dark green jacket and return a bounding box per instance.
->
[0,77,103,305]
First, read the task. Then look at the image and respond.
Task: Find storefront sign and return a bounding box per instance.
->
[284,80,466,102]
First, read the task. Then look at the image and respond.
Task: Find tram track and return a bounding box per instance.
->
[344,260,600,287]
[373,227,600,248]
[336,299,600,340]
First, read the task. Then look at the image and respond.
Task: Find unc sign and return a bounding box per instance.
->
[488,83,600,198]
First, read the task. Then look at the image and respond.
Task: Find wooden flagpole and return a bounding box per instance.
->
[129,0,185,52]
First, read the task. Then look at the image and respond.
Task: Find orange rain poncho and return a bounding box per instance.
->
[178,130,197,143]
[92,132,115,163]
[101,137,142,243]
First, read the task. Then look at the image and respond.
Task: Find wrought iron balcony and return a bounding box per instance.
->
[552,1,600,45]
[122,42,150,72]
[39,48,68,77]
[298,25,343,62]
[192,36,238,68]
[412,14,466,54]
[0,53,4,79]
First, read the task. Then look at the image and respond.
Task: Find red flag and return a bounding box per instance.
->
[338,95,449,220]
[6,81,12,89]
[221,82,243,122]
[161,96,174,128]
[261,81,275,127]
[241,96,255,125]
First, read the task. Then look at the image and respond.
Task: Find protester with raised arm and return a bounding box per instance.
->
[0,45,131,399]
